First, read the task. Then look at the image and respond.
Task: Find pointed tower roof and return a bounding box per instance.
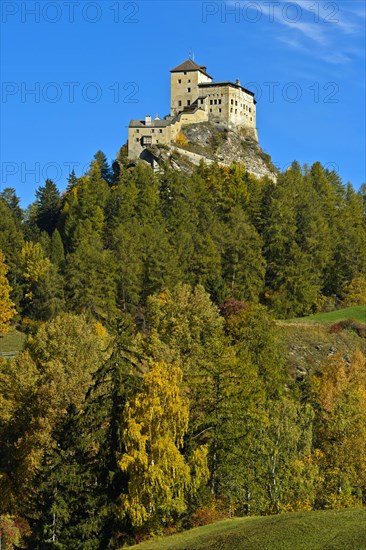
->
[170,59,212,78]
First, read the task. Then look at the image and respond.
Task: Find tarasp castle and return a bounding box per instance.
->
[128,59,258,160]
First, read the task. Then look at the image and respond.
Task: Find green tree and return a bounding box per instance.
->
[66,169,78,192]
[0,199,24,309]
[109,222,144,311]
[93,150,112,184]
[65,230,117,321]
[342,276,366,306]
[0,314,107,518]
[35,179,60,235]
[221,205,265,301]
[142,287,266,504]
[28,263,65,320]
[60,164,110,251]
[332,184,366,295]
[263,166,332,317]
[29,317,140,549]
[0,188,23,224]
[50,229,65,266]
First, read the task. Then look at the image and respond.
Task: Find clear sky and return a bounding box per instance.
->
[1,0,365,206]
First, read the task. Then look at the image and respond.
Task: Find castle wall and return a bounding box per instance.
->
[128,109,208,159]
[199,84,256,130]
[128,123,171,160]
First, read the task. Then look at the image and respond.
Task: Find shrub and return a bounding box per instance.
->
[188,504,227,528]
[330,318,366,338]
[342,276,366,306]
[329,323,343,334]
[175,132,188,147]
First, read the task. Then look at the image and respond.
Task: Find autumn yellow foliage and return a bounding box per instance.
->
[0,250,16,335]
[119,361,208,530]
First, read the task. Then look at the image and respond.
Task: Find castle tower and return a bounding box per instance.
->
[170,59,212,116]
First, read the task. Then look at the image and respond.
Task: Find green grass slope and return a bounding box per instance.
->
[128,508,366,550]
[289,306,366,324]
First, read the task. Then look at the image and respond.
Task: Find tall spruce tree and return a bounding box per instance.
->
[35,179,60,235]
[29,317,142,549]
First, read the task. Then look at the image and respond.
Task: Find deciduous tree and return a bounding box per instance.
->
[119,360,208,532]
[0,251,16,334]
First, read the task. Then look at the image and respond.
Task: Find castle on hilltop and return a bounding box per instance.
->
[128,59,258,160]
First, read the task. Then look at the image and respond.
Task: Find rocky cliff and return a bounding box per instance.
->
[143,122,278,181]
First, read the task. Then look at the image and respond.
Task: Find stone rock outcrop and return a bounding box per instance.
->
[143,123,278,181]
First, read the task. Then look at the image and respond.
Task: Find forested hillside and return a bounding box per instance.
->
[0,150,365,548]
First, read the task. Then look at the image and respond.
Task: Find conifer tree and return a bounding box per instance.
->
[35,179,61,235]
[93,150,112,184]
[65,230,117,321]
[221,205,265,301]
[66,169,78,191]
[29,317,141,549]
[50,229,65,266]
[0,188,23,224]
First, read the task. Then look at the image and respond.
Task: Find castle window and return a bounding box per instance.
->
[218,99,222,104]
[187,87,191,93]
[210,100,213,105]
[231,99,234,105]
[230,107,233,113]
[136,129,139,133]
[250,117,252,121]
[210,108,212,112]
[159,129,163,133]
[235,101,238,106]
[188,79,191,83]
[219,108,222,113]
[156,140,159,143]
[151,129,155,133]
[214,99,217,104]
[178,100,182,106]
[249,107,251,112]
[135,138,139,142]
[235,109,237,114]
[187,100,191,106]
[184,71,187,75]
[200,99,204,104]
[178,79,181,83]
[142,136,152,146]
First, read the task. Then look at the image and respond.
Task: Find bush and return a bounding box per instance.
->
[175,132,188,147]
[329,323,342,334]
[329,318,366,338]
[188,504,227,528]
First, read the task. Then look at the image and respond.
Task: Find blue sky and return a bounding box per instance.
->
[1,0,365,206]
